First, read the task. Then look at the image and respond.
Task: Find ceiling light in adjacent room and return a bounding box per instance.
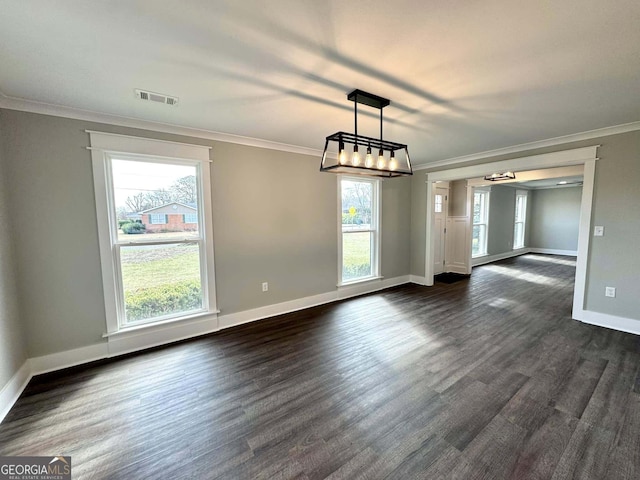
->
[484,171,516,181]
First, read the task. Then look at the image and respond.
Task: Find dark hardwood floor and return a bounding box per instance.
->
[1,254,639,479]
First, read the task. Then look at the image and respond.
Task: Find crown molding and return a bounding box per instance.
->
[414,121,640,171]
[0,94,322,158]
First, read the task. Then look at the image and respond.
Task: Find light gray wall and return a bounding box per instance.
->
[411,130,640,321]
[0,109,412,358]
[0,113,27,389]
[448,180,468,217]
[529,187,582,251]
[585,131,640,319]
[381,176,412,278]
[486,185,516,255]
[209,141,338,314]
[410,173,427,277]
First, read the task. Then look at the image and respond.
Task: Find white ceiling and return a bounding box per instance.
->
[1,0,639,165]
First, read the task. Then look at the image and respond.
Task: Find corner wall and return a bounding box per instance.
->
[529,187,582,251]
[0,110,28,411]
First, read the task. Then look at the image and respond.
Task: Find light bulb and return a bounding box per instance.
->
[389,151,397,170]
[365,146,374,168]
[377,149,386,169]
[351,145,361,166]
[338,141,347,165]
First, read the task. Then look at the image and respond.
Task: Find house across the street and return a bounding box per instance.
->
[139,202,198,232]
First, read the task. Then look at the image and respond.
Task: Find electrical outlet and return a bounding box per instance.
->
[262,282,269,292]
[605,286,616,298]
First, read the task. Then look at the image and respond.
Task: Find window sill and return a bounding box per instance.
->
[103,309,220,339]
[337,275,384,288]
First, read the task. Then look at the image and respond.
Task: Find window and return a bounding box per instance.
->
[472,188,490,257]
[434,194,443,213]
[184,213,198,224]
[90,132,217,333]
[339,177,380,284]
[513,190,528,249]
[149,213,167,224]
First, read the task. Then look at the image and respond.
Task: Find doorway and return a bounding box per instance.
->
[423,145,598,320]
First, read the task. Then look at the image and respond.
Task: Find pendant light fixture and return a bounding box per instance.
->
[320,90,412,177]
[483,171,516,181]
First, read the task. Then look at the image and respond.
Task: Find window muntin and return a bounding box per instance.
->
[472,189,490,257]
[513,190,528,249]
[340,177,380,284]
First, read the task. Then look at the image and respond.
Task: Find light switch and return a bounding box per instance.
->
[594,226,604,237]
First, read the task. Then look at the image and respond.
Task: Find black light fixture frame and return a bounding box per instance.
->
[483,171,516,181]
[320,89,412,178]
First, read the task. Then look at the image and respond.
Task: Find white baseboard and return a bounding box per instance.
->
[0,362,32,424]
[410,275,428,285]
[529,248,577,256]
[29,343,108,376]
[6,275,411,395]
[472,249,530,267]
[444,265,469,275]
[106,314,220,357]
[219,291,336,329]
[573,309,640,336]
[219,275,410,330]
[338,275,410,300]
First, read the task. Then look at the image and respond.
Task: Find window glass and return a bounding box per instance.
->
[435,194,443,213]
[340,178,379,284]
[120,243,202,323]
[112,159,199,241]
[473,190,489,257]
[513,191,527,249]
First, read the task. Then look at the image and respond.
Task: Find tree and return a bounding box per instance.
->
[146,188,172,207]
[170,175,196,204]
[123,175,197,214]
[125,192,150,213]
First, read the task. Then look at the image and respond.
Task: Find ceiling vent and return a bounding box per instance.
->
[135,89,179,106]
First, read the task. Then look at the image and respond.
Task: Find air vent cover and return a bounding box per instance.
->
[135,89,179,106]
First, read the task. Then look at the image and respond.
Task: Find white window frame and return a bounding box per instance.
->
[513,189,528,250]
[472,187,490,258]
[338,176,382,286]
[89,132,218,336]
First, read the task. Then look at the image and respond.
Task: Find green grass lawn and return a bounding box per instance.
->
[120,244,200,292]
[120,244,202,321]
[343,232,372,280]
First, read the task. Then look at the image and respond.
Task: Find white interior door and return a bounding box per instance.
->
[433,187,448,275]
